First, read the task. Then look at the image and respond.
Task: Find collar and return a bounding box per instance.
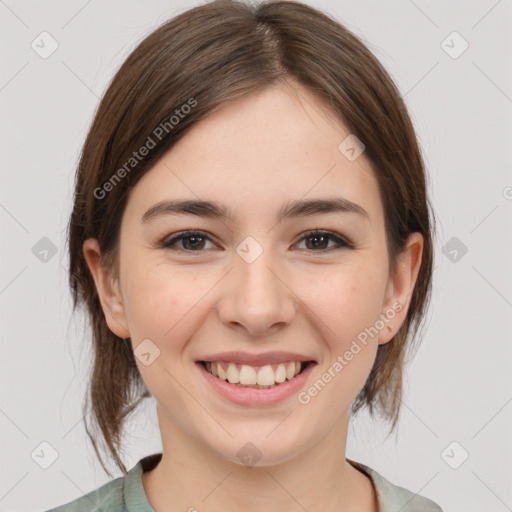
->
[123,453,438,512]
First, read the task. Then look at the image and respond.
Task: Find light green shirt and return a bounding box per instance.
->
[45,453,443,511]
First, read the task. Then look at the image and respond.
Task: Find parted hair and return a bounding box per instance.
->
[67,0,435,476]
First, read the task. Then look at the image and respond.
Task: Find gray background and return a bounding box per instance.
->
[1,0,511,510]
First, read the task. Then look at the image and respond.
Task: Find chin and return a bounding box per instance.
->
[204,427,311,469]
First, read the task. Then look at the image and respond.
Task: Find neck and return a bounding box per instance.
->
[141,407,378,512]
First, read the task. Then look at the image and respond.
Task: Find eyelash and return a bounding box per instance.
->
[159,229,354,254]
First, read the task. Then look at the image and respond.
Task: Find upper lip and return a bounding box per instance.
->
[197,351,316,366]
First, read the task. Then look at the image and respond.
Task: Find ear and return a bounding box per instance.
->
[378,232,424,345]
[82,238,130,339]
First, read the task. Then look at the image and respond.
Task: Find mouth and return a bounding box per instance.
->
[195,356,317,406]
[198,360,314,389]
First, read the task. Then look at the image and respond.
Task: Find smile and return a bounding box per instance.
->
[200,360,311,388]
[196,359,317,406]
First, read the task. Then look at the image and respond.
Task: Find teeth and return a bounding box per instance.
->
[204,360,304,387]
[285,362,296,380]
[256,365,274,386]
[240,365,257,385]
[275,364,286,383]
[217,364,227,381]
[226,363,240,384]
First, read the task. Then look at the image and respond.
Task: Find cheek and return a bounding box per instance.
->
[299,260,387,344]
[123,266,182,341]
[297,267,384,411]
[123,262,217,352]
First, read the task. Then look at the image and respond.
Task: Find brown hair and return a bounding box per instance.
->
[67,0,436,476]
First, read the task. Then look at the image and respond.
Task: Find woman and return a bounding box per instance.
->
[47,0,442,510]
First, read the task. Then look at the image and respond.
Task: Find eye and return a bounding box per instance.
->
[159,229,353,253]
[294,230,353,251]
[159,230,216,252]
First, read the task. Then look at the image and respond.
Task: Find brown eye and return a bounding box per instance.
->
[160,231,216,252]
[160,229,353,254]
[295,230,353,251]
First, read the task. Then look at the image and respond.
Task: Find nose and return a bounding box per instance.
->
[217,247,296,336]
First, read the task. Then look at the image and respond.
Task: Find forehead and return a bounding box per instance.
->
[124,80,383,227]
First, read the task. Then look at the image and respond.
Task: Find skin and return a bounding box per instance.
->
[83,78,423,512]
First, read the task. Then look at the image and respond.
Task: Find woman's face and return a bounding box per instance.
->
[85,80,422,467]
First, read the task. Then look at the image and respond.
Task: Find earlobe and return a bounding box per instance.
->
[82,238,130,339]
[378,232,424,345]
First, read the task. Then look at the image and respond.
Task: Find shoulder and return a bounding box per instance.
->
[43,475,125,512]
[348,459,444,512]
[43,453,161,512]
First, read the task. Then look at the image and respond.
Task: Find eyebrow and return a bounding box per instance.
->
[141,197,370,224]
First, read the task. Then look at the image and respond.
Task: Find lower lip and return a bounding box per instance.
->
[197,361,316,406]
